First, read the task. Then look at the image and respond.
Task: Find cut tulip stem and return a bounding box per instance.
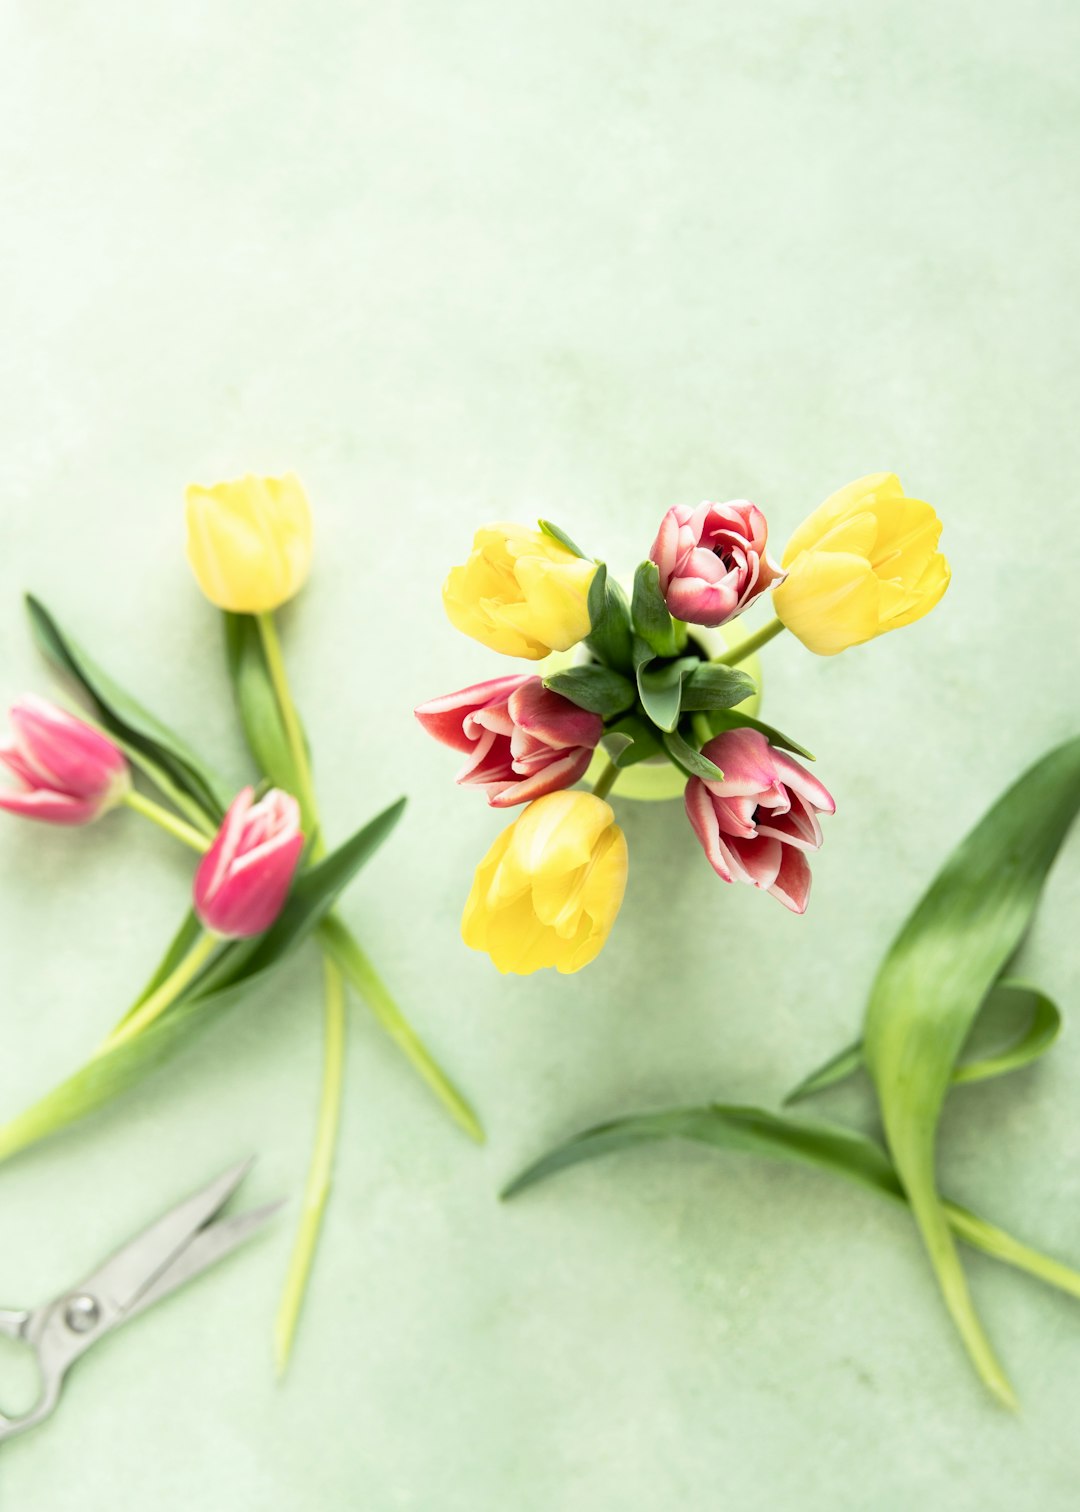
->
[591,758,621,802]
[255,610,321,843]
[317,915,485,1143]
[123,789,212,854]
[714,616,785,666]
[96,931,220,1055]
[274,956,346,1376]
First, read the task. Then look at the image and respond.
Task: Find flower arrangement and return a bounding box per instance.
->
[417,473,950,972]
[0,475,482,1373]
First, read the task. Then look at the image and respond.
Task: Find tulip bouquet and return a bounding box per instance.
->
[418,474,950,974]
[0,475,481,1372]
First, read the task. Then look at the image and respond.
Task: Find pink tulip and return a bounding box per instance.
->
[0,695,131,825]
[194,787,304,938]
[684,727,835,913]
[415,675,603,808]
[649,500,784,628]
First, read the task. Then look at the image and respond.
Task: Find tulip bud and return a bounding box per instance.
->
[193,787,304,938]
[0,695,130,825]
[443,525,597,660]
[772,473,950,655]
[462,790,628,974]
[649,500,784,628]
[415,675,603,808]
[185,473,314,614]
[684,727,835,913]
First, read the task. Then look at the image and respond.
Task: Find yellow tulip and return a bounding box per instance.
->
[462,790,628,974]
[772,473,950,656]
[185,473,314,614]
[443,524,597,660]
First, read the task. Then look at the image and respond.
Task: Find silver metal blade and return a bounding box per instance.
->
[75,1159,255,1315]
[121,1201,284,1322]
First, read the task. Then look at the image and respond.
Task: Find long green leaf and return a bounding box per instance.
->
[630,560,679,659]
[662,728,724,782]
[584,565,634,673]
[543,665,636,718]
[26,595,230,822]
[502,1103,1080,1303]
[679,663,758,712]
[0,797,406,1167]
[863,735,1080,1406]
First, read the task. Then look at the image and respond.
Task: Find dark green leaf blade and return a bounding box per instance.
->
[538,520,589,560]
[584,565,634,673]
[630,560,678,658]
[26,595,229,820]
[662,728,723,781]
[543,665,636,718]
[635,646,699,734]
[602,714,663,769]
[680,662,758,712]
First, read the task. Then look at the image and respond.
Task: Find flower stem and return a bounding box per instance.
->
[274,955,346,1376]
[714,616,785,666]
[691,714,714,750]
[123,789,212,854]
[591,757,621,802]
[255,611,321,843]
[97,931,219,1054]
[317,916,484,1142]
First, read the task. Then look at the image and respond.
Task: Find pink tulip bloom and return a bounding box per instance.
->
[415,675,603,808]
[194,787,304,938]
[0,695,131,825]
[649,500,784,628]
[684,727,835,913]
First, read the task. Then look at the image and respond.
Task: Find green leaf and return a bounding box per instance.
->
[584,565,634,673]
[602,715,663,769]
[501,1103,1080,1305]
[538,519,589,560]
[634,643,699,734]
[785,979,1063,1106]
[705,708,815,762]
[680,662,757,712]
[223,612,308,795]
[543,665,636,719]
[0,797,407,1168]
[26,595,229,823]
[630,561,678,659]
[863,735,1080,1406]
[662,728,724,782]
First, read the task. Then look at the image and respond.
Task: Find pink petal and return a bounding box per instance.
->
[415,675,528,753]
[0,787,101,825]
[489,747,594,807]
[769,846,812,913]
[684,779,735,882]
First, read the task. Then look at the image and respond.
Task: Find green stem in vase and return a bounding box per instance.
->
[714,616,785,666]
[591,758,621,802]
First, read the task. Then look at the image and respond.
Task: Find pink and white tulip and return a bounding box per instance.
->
[415,675,603,808]
[0,695,131,825]
[649,500,784,628]
[194,787,304,938]
[684,727,835,913]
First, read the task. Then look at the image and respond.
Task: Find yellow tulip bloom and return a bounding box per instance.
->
[462,790,628,974]
[772,473,950,656]
[185,473,314,614]
[443,524,597,660]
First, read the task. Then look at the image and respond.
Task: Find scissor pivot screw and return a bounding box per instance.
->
[64,1295,101,1334]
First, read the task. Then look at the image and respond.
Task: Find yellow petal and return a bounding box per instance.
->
[184,473,312,613]
[782,474,901,565]
[773,550,881,655]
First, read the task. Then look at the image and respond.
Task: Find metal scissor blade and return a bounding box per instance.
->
[75,1159,256,1316]
[122,1201,284,1323]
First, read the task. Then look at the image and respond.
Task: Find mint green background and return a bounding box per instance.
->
[1,3,1079,1507]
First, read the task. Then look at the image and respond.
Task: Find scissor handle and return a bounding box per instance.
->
[0,1308,63,1446]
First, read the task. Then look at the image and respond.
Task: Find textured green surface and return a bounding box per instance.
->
[1,2,1079,1507]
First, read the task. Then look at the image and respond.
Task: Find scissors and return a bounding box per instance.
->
[0,1158,282,1445]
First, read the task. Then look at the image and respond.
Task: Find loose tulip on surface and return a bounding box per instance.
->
[415,675,603,808]
[185,472,314,614]
[684,728,835,913]
[0,695,130,825]
[193,786,305,939]
[649,500,784,629]
[443,525,597,659]
[772,473,950,655]
[462,790,628,974]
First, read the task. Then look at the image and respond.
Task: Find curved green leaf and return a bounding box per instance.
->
[679,663,758,712]
[662,728,724,782]
[538,519,589,560]
[502,1103,1080,1303]
[584,565,634,673]
[26,595,229,823]
[631,561,679,659]
[223,612,308,796]
[543,665,636,718]
[864,735,1080,1406]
